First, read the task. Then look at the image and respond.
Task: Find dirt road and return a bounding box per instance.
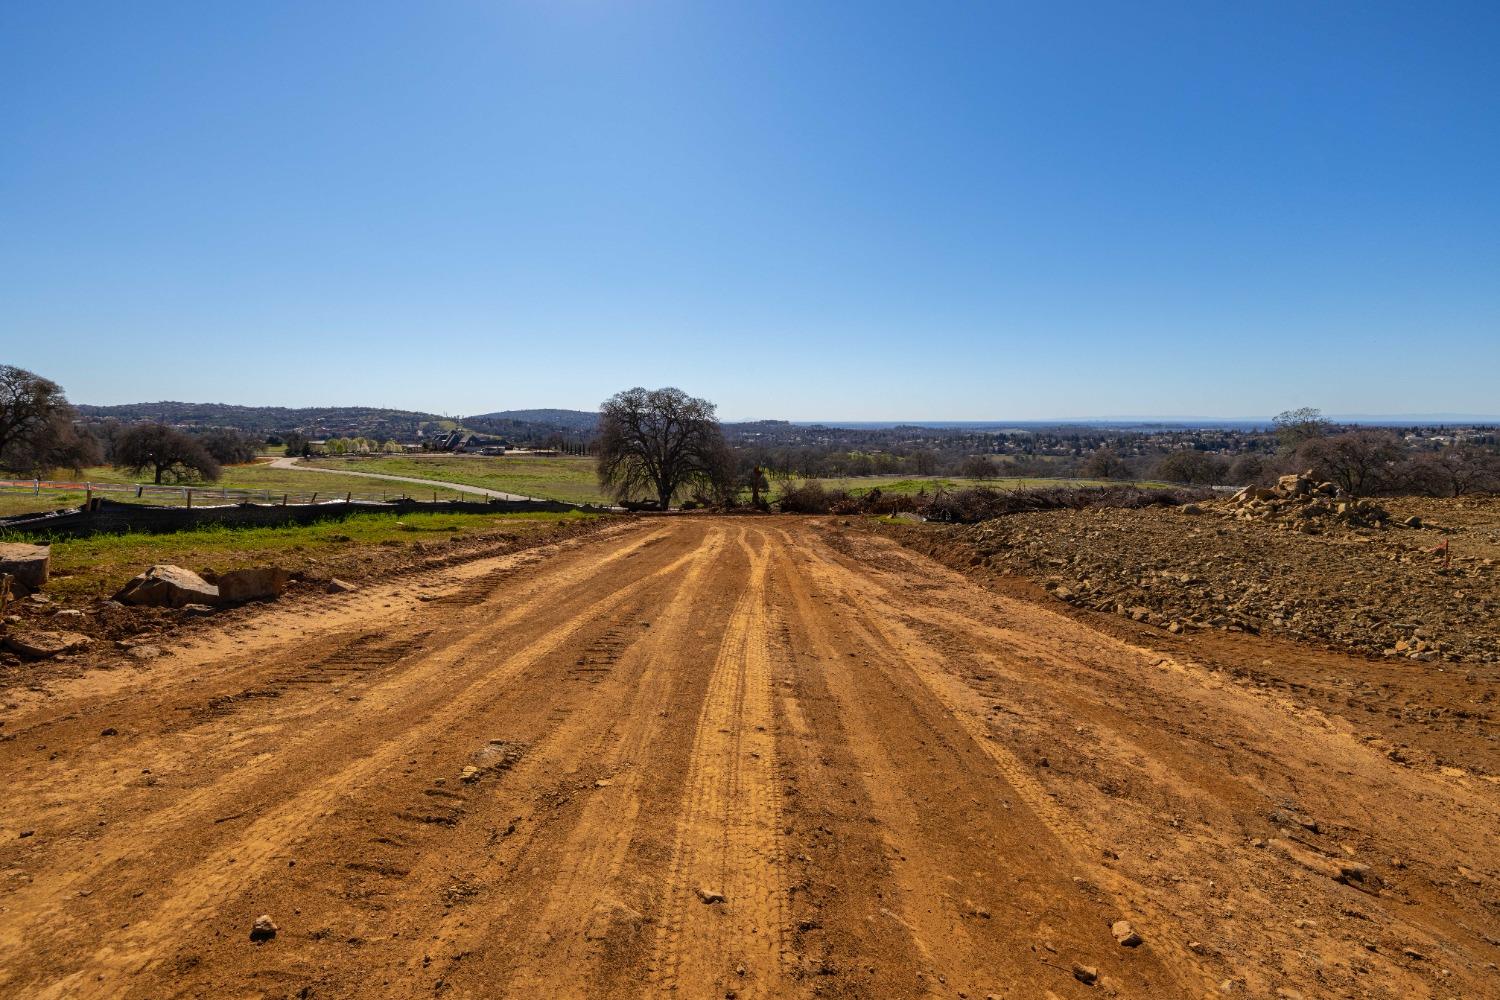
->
[1,519,1495,998]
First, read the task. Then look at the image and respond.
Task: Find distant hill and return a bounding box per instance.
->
[74,401,601,445]
[466,408,600,433]
[76,402,450,439]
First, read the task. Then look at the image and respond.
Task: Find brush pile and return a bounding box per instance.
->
[919,485,1210,524]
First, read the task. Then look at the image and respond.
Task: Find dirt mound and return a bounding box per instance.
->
[887,495,1500,663]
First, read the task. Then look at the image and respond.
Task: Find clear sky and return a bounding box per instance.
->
[3,2,1497,421]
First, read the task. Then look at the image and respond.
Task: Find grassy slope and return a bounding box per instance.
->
[9,510,597,600]
[301,456,609,504]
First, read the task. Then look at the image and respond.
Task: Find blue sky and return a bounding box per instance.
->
[3,1,1496,420]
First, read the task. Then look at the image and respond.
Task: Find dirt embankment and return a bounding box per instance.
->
[0,518,1496,999]
[886,494,1500,664]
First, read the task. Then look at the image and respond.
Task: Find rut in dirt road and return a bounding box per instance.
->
[0,518,1495,999]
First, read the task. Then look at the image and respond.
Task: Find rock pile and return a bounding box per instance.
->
[886,499,1500,663]
[1216,472,1394,533]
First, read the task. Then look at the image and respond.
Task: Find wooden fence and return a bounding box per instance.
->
[0,478,465,507]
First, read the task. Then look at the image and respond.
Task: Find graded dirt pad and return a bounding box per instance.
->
[0,519,1496,999]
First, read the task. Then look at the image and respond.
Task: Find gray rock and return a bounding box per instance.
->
[3,630,91,660]
[112,565,219,608]
[215,567,290,604]
[249,914,277,941]
[0,542,50,591]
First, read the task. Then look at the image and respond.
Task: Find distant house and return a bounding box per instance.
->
[430,430,511,454]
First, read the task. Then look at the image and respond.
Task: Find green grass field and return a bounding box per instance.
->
[3,509,598,599]
[301,455,609,504]
[295,459,1168,506]
[0,463,473,518]
[3,457,1179,518]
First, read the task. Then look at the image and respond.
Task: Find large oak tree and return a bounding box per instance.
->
[113,423,221,484]
[597,387,732,509]
[0,365,101,474]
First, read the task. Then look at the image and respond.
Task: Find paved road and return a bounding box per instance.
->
[3,518,1492,998]
[266,456,534,501]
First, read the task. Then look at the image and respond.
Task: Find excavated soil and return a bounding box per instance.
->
[891,496,1500,663]
[0,517,1496,999]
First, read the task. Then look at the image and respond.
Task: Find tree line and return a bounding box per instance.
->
[1,365,263,484]
[5,367,1498,503]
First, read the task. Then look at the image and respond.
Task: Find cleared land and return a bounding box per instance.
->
[1,517,1494,998]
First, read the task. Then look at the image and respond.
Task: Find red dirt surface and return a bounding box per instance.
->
[0,518,1495,998]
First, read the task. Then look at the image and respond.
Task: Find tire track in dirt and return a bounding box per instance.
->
[807,523,1500,998]
[1,523,664,810]
[410,524,737,997]
[3,528,697,998]
[760,542,935,997]
[779,526,1209,997]
[5,517,1496,999]
[647,528,788,998]
[145,527,717,999]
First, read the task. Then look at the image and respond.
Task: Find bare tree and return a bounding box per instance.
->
[597,387,732,509]
[1153,449,1229,485]
[280,432,310,458]
[1411,445,1500,497]
[1273,407,1331,451]
[1228,452,1269,485]
[197,428,259,466]
[1298,430,1402,496]
[959,455,998,480]
[1081,447,1130,480]
[114,423,222,484]
[0,365,101,474]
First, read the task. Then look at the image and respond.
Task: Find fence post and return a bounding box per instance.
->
[186,488,192,509]
[311,492,318,504]
[282,494,288,506]
[346,492,352,503]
